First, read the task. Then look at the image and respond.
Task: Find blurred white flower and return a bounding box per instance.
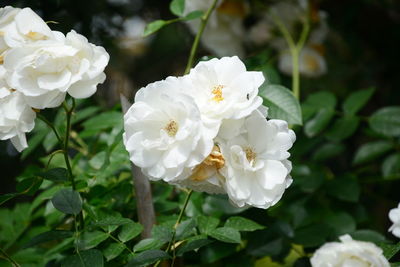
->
[119,16,151,55]
[184,0,246,57]
[4,30,109,109]
[278,46,327,78]
[389,202,400,238]
[310,234,390,267]
[0,6,53,55]
[123,77,214,182]
[183,56,264,136]
[218,109,295,209]
[0,87,36,152]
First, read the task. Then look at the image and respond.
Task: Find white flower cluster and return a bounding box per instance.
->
[123,56,295,209]
[389,202,400,238]
[310,234,390,267]
[0,6,109,152]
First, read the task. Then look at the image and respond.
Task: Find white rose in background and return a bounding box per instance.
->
[389,202,400,238]
[0,87,36,152]
[183,56,264,136]
[0,6,53,55]
[184,0,246,57]
[218,109,295,209]
[4,30,109,109]
[278,46,327,78]
[123,77,214,182]
[310,234,390,267]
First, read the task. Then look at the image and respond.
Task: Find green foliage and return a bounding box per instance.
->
[369,106,400,137]
[170,0,185,17]
[51,188,82,215]
[259,84,302,125]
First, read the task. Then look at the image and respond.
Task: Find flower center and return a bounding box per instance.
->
[191,145,225,182]
[304,54,319,72]
[211,85,224,102]
[25,31,47,40]
[244,147,256,162]
[164,120,179,137]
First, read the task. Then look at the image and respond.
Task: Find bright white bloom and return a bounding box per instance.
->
[310,234,390,267]
[218,109,295,209]
[4,30,109,109]
[123,77,214,182]
[389,202,400,238]
[0,82,36,152]
[183,56,264,136]
[0,6,53,55]
[278,46,327,78]
[184,0,246,57]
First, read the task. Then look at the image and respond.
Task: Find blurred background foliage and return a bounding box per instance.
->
[1,0,400,266]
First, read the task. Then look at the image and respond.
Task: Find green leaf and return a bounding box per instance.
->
[170,0,185,17]
[133,238,165,253]
[118,222,143,242]
[197,216,220,235]
[379,241,400,260]
[326,116,360,141]
[176,219,197,240]
[143,20,168,37]
[126,250,170,267]
[72,106,101,125]
[343,87,375,115]
[183,10,203,20]
[78,231,109,250]
[224,216,264,232]
[16,177,43,196]
[0,193,19,206]
[61,249,103,267]
[176,238,213,256]
[23,230,73,248]
[304,91,337,110]
[82,111,123,132]
[382,153,400,179]
[369,106,400,137]
[38,168,68,183]
[312,143,345,162]
[103,243,125,261]
[326,176,360,202]
[91,217,132,227]
[353,141,394,165]
[324,212,356,236]
[51,188,82,215]
[304,108,335,137]
[259,84,302,125]
[294,224,331,247]
[351,229,386,243]
[209,227,241,243]
[151,225,173,243]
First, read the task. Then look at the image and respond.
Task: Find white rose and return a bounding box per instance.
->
[0,88,36,152]
[310,234,390,267]
[4,30,109,109]
[0,6,53,55]
[123,77,214,182]
[184,0,245,57]
[218,109,295,209]
[183,56,264,137]
[278,46,327,78]
[389,202,400,238]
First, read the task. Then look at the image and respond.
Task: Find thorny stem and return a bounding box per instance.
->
[154,190,193,267]
[184,0,219,74]
[0,248,21,267]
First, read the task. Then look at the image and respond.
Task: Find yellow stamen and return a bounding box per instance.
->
[164,120,178,137]
[244,147,256,162]
[191,145,225,182]
[211,85,224,102]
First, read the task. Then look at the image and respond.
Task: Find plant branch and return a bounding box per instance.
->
[63,99,76,190]
[36,113,63,145]
[0,248,20,267]
[184,0,219,74]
